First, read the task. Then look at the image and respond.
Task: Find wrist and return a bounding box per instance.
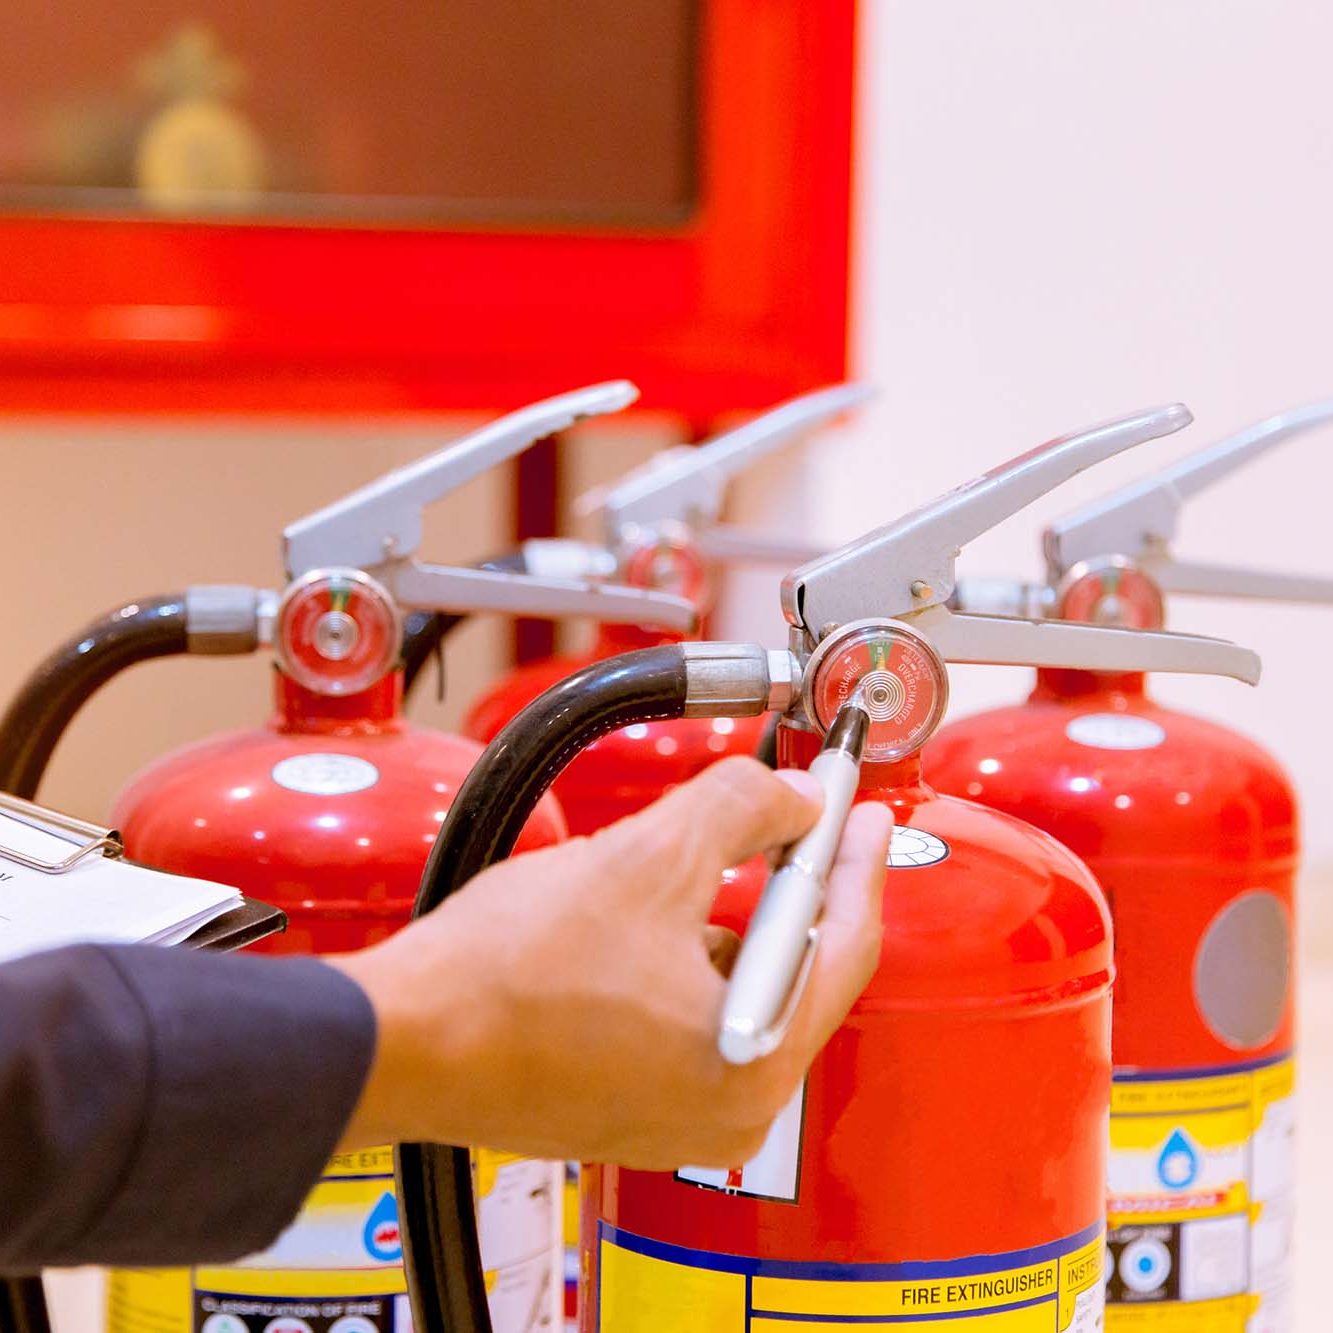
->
[327,918,499,1150]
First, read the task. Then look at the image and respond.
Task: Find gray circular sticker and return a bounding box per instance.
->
[1065,713,1167,751]
[886,827,950,868]
[271,753,380,796]
[1193,891,1290,1049]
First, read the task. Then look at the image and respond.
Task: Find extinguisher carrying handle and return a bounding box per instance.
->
[399,552,532,697]
[912,604,1261,684]
[781,403,1194,639]
[281,381,698,633]
[1046,395,1333,590]
[576,381,875,545]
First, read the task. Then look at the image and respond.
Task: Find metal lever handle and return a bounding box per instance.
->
[284,381,638,578]
[783,403,1193,637]
[916,605,1261,684]
[1049,396,1333,571]
[695,525,832,567]
[388,563,698,631]
[589,382,875,531]
[1145,557,1333,605]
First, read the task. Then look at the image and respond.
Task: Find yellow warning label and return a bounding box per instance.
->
[598,1223,1103,1331]
[109,1143,559,1331]
[1106,1053,1293,1327]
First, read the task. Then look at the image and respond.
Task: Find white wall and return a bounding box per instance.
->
[726,0,1333,866]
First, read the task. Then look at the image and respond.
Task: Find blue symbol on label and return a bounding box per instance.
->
[362,1191,402,1262]
[1157,1128,1200,1189]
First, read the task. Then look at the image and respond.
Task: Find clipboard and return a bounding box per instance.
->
[0,791,286,954]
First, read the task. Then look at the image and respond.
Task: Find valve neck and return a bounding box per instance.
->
[273,668,404,735]
[777,720,935,805]
[1032,667,1147,701]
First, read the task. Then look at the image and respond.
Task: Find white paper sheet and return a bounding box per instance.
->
[0,810,243,962]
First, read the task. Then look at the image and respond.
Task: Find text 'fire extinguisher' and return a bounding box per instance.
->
[0,383,698,1333]
[390,401,1262,1333]
[930,396,1333,1332]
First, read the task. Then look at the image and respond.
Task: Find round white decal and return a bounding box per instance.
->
[1065,713,1166,752]
[886,827,950,868]
[271,753,380,796]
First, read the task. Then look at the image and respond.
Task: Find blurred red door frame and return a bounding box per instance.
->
[0,1,855,656]
[0,1,855,418]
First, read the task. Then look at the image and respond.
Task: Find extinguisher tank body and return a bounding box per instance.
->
[107,670,568,1333]
[927,670,1297,1327]
[116,672,567,947]
[581,725,1113,1333]
[465,626,766,834]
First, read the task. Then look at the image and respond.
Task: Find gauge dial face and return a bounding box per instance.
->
[1058,560,1165,631]
[275,570,401,696]
[623,534,711,609]
[806,619,949,762]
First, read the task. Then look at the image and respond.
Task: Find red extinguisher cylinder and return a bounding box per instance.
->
[927,666,1298,1328]
[581,725,1113,1332]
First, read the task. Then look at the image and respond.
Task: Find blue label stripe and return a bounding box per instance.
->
[748,1294,1054,1324]
[1112,1103,1249,1119]
[598,1220,1101,1282]
[1113,1050,1293,1082]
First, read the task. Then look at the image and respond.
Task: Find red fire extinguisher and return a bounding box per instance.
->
[389,401,1260,1333]
[926,397,1333,1333]
[0,383,694,1333]
[461,382,872,834]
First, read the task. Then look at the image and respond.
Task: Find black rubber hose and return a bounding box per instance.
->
[0,595,190,801]
[755,713,780,769]
[0,1277,52,1333]
[400,553,529,699]
[394,645,690,1333]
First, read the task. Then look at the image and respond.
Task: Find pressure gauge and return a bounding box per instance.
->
[803,618,950,762]
[274,569,402,696]
[620,522,712,610]
[1057,557,1165,632]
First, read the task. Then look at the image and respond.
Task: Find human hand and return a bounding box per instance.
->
[332,756,892,1169]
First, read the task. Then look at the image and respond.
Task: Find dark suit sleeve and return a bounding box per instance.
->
[0,942,376,1271]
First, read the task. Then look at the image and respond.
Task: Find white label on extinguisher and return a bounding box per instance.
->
[676,1082,805,1202]
[1105,1052,1294,1330]
[271,753,381,795]
[1065,713,1166,751]
[886,826,951,868]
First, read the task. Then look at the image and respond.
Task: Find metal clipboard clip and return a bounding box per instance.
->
[0,792,123,873]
